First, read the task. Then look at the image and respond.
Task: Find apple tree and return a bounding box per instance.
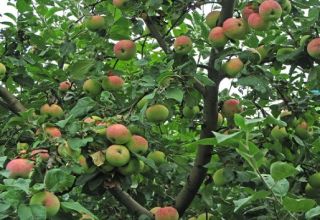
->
[0,0,320,219]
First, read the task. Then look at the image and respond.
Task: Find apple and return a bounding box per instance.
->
[197,213,214,220]
[0,63,6,76]
[45,127,62,138]
[147,151,166,165]
[208,27,228,48]
[102,75,124,90]
[136,97,149,110]
[242,3,258,21]
[222,18,248,40]
[205,11,220,28]
[83,117,95,124]
[222,58,244,77]
[59,81,71,91]
[106,124,132,144]
[105,145,130,167]
[217,113,224,128]
[50,104,64,117]
[31,149,49,161]
[305,183,320,198]
[307,38,320,59]
[78,155,88,170]
[150,207,161,214]
[173,36,193,54]
[309,172,320,188]
[183,106,200,118]
[271,126,288,141]
[83,79,102,96]
[79,214,95,220]
[127,135,148,154]
[222,99,242,118]
[213,168,225,186]
[248,13,270,31]
[114,40,136,60]
[57,142,73,158]
[295,120,309,139]
[30,191,60,217]
[118,158,140,175]
[279,0,292,15]
[86,15,105,31]
[6,158,34,178]
[113,0,127,8]
[155,206,179,220]
[146,104,169,122]
[17,142,29,153]
[259,0,282,21]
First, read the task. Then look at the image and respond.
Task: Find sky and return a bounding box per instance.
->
[0,0,233,92]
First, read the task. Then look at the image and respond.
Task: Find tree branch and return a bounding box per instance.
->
[193,78,205,95]
[174,0,236,215]
[108,185,153,218]
[0,85,26,113]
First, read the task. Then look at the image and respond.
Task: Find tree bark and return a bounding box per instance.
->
[0,85,26,113]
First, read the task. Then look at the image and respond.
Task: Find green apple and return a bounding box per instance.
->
[30,191,60,217]
[105,145,130,167]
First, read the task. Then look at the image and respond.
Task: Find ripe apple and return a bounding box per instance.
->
[0,63,6,76]
[86,15,105,31]
[222,99,242,118]
[259,0,282,21]
[30,191,60,217]
[307,38,320,59]
[78,155,88,170]
[173,36,193,54]
[59,81,71,91]
[222,18,248,40]
[242,3,258,21]
[50,104,64,117]
[183,106,200,118]
[205,11,220,28]
[136,97,149,110]
[295,120,309,139]
[6,158,34,178]
[106,124,132,144]
[208,27,228,48]
[309,172,320,188]
[83,79,102,96]
[155,206,179,220]
[31,149,49,161]
[102,75,124,90]
[213,168,225,186]
[147,151,166,165]
[222,58,244,77]
[146,104,169,122]
[43,127,62,138]
[127,135,148,154]
[113,0,127,8]
[197,213,214,220]
[118,158,140,175]
[113,40,136,60]
[248,13,270,31]
[105,145,130,167]
[271,126,288,141]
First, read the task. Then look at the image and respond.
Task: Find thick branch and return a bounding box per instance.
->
[174,0,236,215]
[108,185,153,218]
[0,85,26,113]
[193,78,205,95]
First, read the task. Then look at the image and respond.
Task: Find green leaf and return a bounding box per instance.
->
[165,88,184,103]
[0,157,7,168]
[234,114,246,129]
[68,137,93,150]
[283,197,316,212]
[262,174,289,197]
[3,179,31,193]
[194,74,215,86]
[306,206,320,219]
[213,131,242,144]
[61,202,96,218]
[60,41,76,56]
[134,153,157,171]
[109,17,130,40]
[44,169,75,193]
[270,162,298,181]
[69,97,96,118]
[69,60,95,80]
[55,115,73,128]
[18,204,46,220]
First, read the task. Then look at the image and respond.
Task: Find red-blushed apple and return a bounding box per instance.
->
[183,106,200,118]
[0,63,6,75]
[77,155,89,171]
[101,75,124,90]
[83,117,95,124]
[106,124,132,144]
[30,191,60,217]
[113,0,126,8]
[173,36,193,54]
[222,99,242,118]
[242,3,258,21]
[31,149,49,161]
[49,104,64,117]
[118,158,140,175]
[40,104,51,115]
[307,38,320,59]
[83,79,102,96]
[295,120,309,139]
[248,13,270,31]
[271,126,288,141]
[113,40,136,60]
[6,158,34,178]
[259,0,282,21]
[147,151,166,165]
[146,104,169,122]
[127,135,148,154]
[208,27,228,48]
[222,18,247,40]
[59,81,71,91]
[86,15,105,31]
[154,206,179,220]
[105,145,130,167]
[205,11,220,28]
[222,58,244,77]
[44,127,62,138]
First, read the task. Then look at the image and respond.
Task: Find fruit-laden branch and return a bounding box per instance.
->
[0,85,26,114]
[174,0,236,215]
[108,185,154,218]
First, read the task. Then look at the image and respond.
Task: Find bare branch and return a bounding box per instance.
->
[0,85,26,114]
